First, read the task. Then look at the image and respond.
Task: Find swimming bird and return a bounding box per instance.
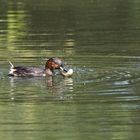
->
[8,57,71,77]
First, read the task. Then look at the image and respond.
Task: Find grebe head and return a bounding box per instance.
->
[45,57,67,72]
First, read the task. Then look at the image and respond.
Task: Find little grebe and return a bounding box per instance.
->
[8,57,70,77]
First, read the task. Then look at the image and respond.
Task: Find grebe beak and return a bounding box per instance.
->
[60,65,68,72]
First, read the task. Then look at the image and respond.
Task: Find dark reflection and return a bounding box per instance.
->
[8,76,74,102]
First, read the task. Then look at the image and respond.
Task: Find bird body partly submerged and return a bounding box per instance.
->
[8,58,73,77]
[8,66,46,77]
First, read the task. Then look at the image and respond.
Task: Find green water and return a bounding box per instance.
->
[0,0,140,140]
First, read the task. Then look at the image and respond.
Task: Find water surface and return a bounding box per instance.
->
[0,0,140,140]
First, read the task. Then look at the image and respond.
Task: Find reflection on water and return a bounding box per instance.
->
[1,0,140,140]
[1,1,28,49]
[7,6,27,44]
[8,76,74,102]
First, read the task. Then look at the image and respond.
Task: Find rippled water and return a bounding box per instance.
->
[1,0,140,140]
